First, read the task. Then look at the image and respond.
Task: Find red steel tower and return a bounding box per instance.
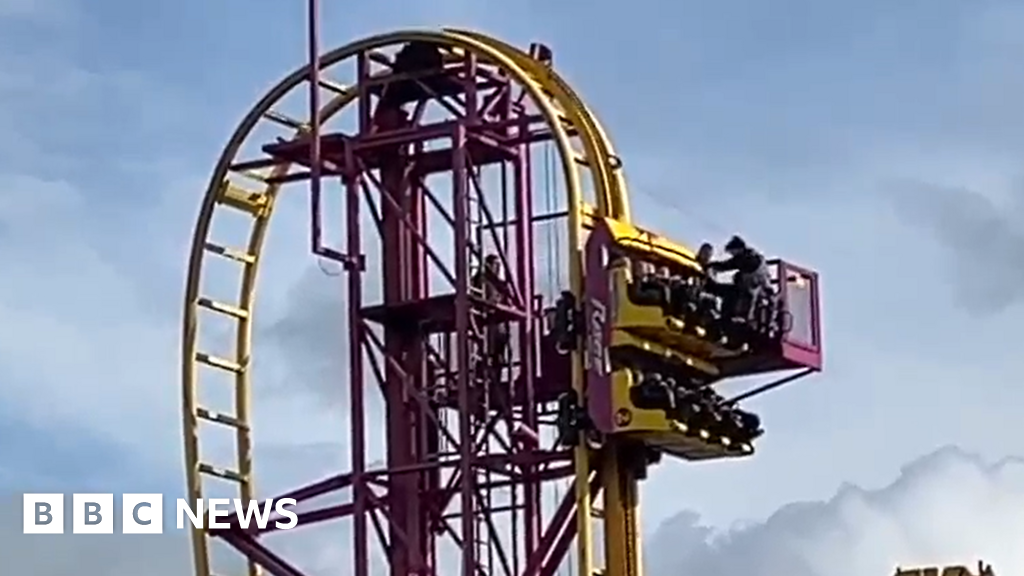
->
[181,21,823,576]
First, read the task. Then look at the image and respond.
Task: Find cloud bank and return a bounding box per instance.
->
[647,447,1021,576]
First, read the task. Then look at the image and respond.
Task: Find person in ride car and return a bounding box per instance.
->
[689,242,722,317]
[664,243,714,317]
[696,242,714,268]
[706,235,769,322]
[630,259,670,308]
[694,242,718,296]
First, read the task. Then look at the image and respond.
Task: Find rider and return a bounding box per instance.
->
[666,242,716,317]
[630,259,669,307]
[695,242,718,296]
[696,242,715,268]
[707,235,769,322]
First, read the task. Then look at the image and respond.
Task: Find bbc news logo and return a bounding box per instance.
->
[23,494,298,534]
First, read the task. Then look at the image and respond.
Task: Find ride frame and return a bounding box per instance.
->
[181,18,818,576]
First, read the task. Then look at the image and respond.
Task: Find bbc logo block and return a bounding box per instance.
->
[23,493,164,534]
[73,493,114,533]
[123,494,163,534]
[23,494,63,534]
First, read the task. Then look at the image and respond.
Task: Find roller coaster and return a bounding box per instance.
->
[178,23,830,576]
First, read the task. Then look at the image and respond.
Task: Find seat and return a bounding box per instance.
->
[587,369,760,462]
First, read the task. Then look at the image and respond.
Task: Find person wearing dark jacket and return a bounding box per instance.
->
[707,236,769,321]
[470,254,512,374]
[471,255,510,302]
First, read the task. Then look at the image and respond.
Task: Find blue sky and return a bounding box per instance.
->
[2,0,1024,574]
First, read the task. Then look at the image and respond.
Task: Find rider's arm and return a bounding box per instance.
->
[707,256,739,272]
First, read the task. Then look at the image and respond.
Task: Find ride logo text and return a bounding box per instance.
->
[22,493,298,534]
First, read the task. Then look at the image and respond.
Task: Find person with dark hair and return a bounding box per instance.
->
[664,242,716,318]
[696,242,714,268]
[471,254,512,376]
[695,242,718,298]
[688,242,724,320]
[471,255,506,301]
[707,235,769,322]
[629,258,671,308]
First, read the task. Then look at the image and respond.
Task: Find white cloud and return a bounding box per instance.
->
[647,448,1020,576]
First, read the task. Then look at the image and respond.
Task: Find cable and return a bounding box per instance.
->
[542,142,559,300]
[546,142,563,293]
[632,187,731,244]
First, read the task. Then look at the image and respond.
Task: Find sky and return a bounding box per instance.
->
[2,0,1024,574]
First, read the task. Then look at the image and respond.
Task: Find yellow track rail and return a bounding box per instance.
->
[180,28,635,576]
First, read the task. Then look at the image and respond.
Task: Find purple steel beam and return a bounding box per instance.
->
[278,471,353,501]
[222,530,307,576]
[452,121,476,576]
[211,503,358,537]
[521,467,602,576]
[249,504,357,536]
[367,167,458,288]
[306,0,322,257]
[522,487,575,576]
[376,101,428,576]
[346,163,371,576]
[361,325,461,448]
